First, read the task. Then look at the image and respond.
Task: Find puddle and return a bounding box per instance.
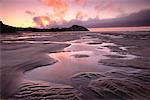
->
[25,51,113,84]
[25,36,137,85]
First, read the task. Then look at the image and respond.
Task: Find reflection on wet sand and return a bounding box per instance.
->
[1,31,150,99]
[26,35,137,85]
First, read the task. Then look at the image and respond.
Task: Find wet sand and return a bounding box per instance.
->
[1,31,150,99]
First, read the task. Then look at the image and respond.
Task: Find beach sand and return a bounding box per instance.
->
[1,31,150,99]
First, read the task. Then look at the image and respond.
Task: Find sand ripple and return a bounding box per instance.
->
[12,80,82,100]
[71,70,150,99]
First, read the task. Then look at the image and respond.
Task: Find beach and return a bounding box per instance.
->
[1,31,150,99]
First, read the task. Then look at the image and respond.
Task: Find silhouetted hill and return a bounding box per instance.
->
[0,21,17,33]
[0,21,89,34]
[61,25,89,31]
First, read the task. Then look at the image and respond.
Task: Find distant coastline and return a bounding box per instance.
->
[89,26,150,32]
[0,21,89,34]
[1,21,150,34]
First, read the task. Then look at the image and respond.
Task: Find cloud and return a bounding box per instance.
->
[42,9,150,28]
[34,0,70,28]
[74,0,86,5]
[41,0,68,17]
[85,9,150,28]
[95,0,126,18]
[40,0,69,26]
[33,9,150,28]
[33,0,150,28]
[25,10,35,15]
[76,11,87,20]
[33,16,56,28]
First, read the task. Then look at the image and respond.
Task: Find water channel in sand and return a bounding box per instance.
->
[25,35,137,85]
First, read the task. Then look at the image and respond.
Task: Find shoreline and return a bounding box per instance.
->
[1,33,80,99]
[1,31,150,99]
[1,43,70,98]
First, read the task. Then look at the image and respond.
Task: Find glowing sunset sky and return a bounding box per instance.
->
[0,0,150,28]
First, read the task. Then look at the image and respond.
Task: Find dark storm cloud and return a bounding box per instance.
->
[88,9,150,28]
[61,9,150,28]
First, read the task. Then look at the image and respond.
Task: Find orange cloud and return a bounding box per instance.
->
[40,0,69,25]
[41,0,68,16]
[33,16,56,28]
[33,0,89,28]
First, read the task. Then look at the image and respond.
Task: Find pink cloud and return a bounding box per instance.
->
[95,0,126,18]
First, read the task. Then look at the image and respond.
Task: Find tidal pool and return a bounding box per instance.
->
[25,36,137,85]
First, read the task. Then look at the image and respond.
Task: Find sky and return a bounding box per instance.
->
[0,0,150,28]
